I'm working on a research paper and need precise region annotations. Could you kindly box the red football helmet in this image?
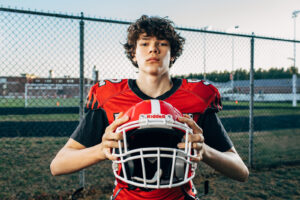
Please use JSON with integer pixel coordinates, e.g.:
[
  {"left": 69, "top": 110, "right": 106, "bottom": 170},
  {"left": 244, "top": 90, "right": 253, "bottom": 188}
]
[{"left": 112, "top": 99, "right": 197, "bottom": 189}]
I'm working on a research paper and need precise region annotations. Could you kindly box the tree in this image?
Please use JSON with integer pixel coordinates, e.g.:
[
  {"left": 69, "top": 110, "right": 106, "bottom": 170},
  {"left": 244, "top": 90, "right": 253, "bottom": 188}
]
[{"left": 174, "top": 67, "right": 299, "bottom": 82}]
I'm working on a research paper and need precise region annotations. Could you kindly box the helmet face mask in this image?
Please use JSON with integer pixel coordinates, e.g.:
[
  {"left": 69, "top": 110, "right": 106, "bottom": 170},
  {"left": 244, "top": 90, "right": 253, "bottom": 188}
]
[{"left": 112, "top": 100, "right": 197, "bottom": 189}]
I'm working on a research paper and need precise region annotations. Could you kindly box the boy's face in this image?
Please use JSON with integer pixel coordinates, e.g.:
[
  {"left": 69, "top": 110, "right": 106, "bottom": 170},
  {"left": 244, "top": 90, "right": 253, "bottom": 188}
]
[{"left": 133, "top": 33, "right": 173, "bottom": 76}]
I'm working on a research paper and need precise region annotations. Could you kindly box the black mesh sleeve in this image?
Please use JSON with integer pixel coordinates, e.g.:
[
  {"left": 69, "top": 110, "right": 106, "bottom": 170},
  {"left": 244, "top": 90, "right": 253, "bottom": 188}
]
[
  {"left": 70, "top": 108, "right": 109, "bottom": 148},
  {"left": 197, "top": 109, "right": 233, "bottom": 152}
]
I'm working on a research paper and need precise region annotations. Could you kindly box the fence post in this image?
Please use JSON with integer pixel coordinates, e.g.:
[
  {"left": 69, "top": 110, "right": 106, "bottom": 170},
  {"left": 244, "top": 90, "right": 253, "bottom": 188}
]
[
  {"left": 249, "top": 33, "right": 255, "bottom": 169},
  {"left": 292, "top": 74, "right": 297, "bottom": 107},
  {"left": 25, "top": 83, "right": 28, "bottom": 107},
  {"left": 293, "top": 13, "right": 297, "bottom": 107},
  {"left": 79, "top": 12, "right": 85, "bottom": 188}
]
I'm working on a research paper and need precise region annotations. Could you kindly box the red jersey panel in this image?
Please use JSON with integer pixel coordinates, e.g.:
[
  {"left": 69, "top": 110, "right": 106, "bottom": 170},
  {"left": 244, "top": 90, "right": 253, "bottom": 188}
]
[
  {"left": 85, "top": 78, "right": 221, "bottom": 200},
  {"left": 86, "top": 79, "right": 221, "bottom": 124},
  {"left": 112, "top": 183, "right": 195, "bottom": 200},
  {"left": 165, "top": 79, "right": 221, "bottom": 115},
  {"left": 86, "top": 79, "right": 143, "bottom": 124}
]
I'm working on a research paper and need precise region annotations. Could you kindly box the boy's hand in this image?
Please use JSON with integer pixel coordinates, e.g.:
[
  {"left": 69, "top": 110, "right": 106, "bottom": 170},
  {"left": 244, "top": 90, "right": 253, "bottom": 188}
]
[
  {"left": 101, "top": 113, "right": 129, "bottom": 160},
  {"left": 177, "top": 114, "right": 205, "bottom": 162}
]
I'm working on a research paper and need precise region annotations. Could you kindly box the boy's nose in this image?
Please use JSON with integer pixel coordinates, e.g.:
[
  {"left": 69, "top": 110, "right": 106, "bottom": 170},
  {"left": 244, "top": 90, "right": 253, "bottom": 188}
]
[{"left": 149, "top": 44, "right": 159, "bottom": 54}]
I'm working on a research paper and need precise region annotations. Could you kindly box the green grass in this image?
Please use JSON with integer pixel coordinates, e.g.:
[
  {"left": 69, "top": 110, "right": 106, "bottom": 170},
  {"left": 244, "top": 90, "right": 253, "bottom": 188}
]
[
  {"left": 252, "top": 129, "right": 300, "bottom": 167},
  {"left": 201, "top": 165, "right": 300, "bottom": 200},
  {"left": 2, "top": 98, "right": 300, "bottom": 108},
  {"left": 1, "top": 108, "right": 298, "bottom": 122},
  {"left": 0, "top": 98, "right": 80, "bottom": 107},
  {"left": 0, "top": 137, "right": 113, "bottom": 200},
  {"left": 0, "top": 114, "right": 79, "bottom": 122},
  {"left": 219, "top": 108, "right": 300, "bottom": 118},
  {"left": 222, "top": 100, "right": 300, "bottom": 108},
  {"left": 0, "top": 100, "right": 299, "bottom": 199},
  {"left": 228, "top": 129, "right": 300, "bottom": 167},
  {"left": 1, "top": 100, "right": 299, "bottom": 122},
  {"left": 0, "top": 129, "right": 300, "bottom": 199}
]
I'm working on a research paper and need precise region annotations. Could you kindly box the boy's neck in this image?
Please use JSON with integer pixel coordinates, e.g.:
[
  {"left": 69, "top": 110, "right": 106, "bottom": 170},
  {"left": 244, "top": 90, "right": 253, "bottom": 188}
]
[{"left": 136, "top": 73, "right": 173, "bottom": 98}]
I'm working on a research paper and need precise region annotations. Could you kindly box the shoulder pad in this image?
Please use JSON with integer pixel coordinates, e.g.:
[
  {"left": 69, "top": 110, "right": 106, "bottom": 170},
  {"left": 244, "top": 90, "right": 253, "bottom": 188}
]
[
  {"left": 86, "top": 79, "right": 127, "bottom": 110},
  {"left": 182, "top": 79, "right": 222, "bottom": 112}
]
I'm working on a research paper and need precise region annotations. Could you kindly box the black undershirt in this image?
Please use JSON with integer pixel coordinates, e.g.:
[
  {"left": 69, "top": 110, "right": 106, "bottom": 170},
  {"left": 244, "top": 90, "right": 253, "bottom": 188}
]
[{"left": 71, "top": 79, "right": 233, "bottom": 152}]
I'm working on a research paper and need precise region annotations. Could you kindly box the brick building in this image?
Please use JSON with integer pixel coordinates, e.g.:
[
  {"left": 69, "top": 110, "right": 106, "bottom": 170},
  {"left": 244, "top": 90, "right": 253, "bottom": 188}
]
[{"left": 0, "top": 74, "right": 94, "bottom": 98}]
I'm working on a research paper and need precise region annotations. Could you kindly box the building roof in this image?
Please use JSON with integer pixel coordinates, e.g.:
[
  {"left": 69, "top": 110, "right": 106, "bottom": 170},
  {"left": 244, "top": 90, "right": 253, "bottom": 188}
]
[{"left": 211, "top": 78, "right": 300, "bottom": 87}]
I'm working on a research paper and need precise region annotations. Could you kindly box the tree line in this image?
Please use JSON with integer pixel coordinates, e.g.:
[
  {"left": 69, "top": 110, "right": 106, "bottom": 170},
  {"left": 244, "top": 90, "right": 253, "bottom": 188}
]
[{"left": 175, "top": 67, "right": 298, "bottom": 82}]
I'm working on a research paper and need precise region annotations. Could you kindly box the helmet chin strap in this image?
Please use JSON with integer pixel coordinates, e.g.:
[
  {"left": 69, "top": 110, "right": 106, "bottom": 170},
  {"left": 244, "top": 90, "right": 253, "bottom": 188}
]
[{"left": 132, "top": 168, "right": 163, "bottom": 184}]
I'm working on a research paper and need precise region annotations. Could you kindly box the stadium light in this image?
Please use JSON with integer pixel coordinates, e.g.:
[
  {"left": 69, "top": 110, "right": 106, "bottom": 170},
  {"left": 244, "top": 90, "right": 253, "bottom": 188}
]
[
  {"left": 202, "top": 26, "right": 212, "bottom": 80},
  {"left": 226, "top": 26, "right": 240, "bottom": 91},
  {"left": 292, "top": 10, "right": 300, "bottom": 107},
  {"left": 292, "top": 11, "right": 300, "bottom": 69}
]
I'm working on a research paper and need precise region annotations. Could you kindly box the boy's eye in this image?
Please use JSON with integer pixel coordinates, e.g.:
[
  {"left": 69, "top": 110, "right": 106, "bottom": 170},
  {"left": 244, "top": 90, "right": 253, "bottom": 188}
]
[
  {"left": 159, "top": 42, "right": 168, "bottom": 46},
  {"left": 157, "top": 41, "right": 169, "bottom": 46},
  {"left": 140, "top": 43, "right": 148, "bottom": 46}
]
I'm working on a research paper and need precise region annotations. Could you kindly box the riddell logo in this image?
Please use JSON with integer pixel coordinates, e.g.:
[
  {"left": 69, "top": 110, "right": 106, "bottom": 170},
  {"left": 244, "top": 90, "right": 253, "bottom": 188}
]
[{"left": 146, "top": 114, "right": 165, "bottom": 118}]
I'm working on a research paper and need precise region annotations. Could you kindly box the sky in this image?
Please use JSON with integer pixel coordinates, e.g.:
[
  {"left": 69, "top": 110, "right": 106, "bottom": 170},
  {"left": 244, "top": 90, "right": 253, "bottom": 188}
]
[
  {"left": 0, "top": 0, "right": 299, "bottom": 78},
  {"left": 0, "top": 0, "right": 299, "bottom": 39}
]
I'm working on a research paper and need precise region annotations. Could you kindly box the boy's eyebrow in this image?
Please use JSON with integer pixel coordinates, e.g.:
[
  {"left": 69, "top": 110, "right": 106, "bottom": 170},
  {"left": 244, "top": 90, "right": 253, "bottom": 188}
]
[
  {"left": 139, "top": 36, "right": 168, "bottom": 41},
  {"left": 140, "top": 36, "right": 150, "bottom": 40}
]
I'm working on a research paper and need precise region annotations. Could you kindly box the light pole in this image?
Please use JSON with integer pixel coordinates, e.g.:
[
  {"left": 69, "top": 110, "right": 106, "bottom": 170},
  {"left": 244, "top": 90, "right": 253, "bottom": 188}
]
[
  {"left": 202, "top": 26, "right": 212, "bottom": 80},
  {"left": 229, "top": 26, "right": 239, "bottom": 90},
  {"left": 292, "top": 10, "right": 300, "bottom": 107}
]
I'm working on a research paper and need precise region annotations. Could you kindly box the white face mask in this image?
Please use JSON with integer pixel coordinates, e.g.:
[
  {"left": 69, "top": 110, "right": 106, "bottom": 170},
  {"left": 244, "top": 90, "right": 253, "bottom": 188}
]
[{"left": 112, "top": 99, "right": 197, "bottom": 189}]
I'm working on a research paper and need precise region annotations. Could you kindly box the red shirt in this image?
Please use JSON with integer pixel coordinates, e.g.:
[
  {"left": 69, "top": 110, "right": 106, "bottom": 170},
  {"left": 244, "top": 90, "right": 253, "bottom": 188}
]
[
  {"left": 84, "top": 78, "right": 221, "bottom": 200},
  {"left": 86, "top": 79, "right": 221, "bottom": 124}
]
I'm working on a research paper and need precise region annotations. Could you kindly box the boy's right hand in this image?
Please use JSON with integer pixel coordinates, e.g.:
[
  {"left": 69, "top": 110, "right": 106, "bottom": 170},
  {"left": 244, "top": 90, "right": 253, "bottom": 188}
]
[{"left": 101, "top": 113, "right": 129, "bottom": 160}]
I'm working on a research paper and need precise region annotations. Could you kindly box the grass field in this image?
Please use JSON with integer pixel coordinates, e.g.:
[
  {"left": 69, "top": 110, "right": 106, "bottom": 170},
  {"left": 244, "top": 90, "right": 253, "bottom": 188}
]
[
  {"left": 1, "top": 99, "right": 299, "bottom": 122},
  {"left": 0, "top": 98, "right": 80, "bottom": 108},
  {"left": 0, "top": 100, "right": 299, "bottom": 199},
  {"left": 0, "top": 128, "right": 300, "bottom": 200},
  {"left": 1, "top": 97, "right": 299, "bottom": 108},
  {"left": 0, "top": 108, "right": 299, "bottom": 122}
]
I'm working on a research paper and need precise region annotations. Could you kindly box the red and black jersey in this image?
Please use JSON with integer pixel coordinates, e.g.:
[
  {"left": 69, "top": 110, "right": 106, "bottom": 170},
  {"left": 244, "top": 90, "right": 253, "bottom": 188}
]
[
  {"left": 85, "top": 78, "right": 222, "bottom": 124},
  {"left": 71, "top": 78, "right": 232, "bottom": 200}
]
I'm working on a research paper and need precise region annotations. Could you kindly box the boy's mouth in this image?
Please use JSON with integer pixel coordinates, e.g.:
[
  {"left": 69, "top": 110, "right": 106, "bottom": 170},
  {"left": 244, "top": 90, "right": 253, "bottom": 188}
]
[{"left": 147, "top": 57, "right": 160, "bottom": 62}]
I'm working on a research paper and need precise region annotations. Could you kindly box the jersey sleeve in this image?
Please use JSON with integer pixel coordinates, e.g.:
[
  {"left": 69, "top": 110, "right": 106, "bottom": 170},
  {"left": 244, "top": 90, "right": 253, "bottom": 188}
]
[
  {"left": 86, "top": 83, "right": 101, "bottom": 110},
  {"left": 181, "top": 79, "right": 223, "bottom": 113},
  {"left": 70, "top": 108, "right": 109, "bottom": 147},
  {"left": 197, "top": 110, "right": 233, "bottom": 152},
  {"left": 85, "top": 79, "right": 127, "bottom": 111},
  {"left": 206, "top": 83, "right": 222, "bottom": 113},
  {"left": 71, "top": 82, "right": 111, "bottom": 147},
  {"left": 71, "top": 80, "right": 128, "bottom": 147}
]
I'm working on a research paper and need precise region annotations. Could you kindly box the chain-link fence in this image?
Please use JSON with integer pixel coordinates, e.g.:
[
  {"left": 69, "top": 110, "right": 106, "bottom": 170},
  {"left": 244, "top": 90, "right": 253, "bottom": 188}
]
[{"left": 1, "top": 7, "right": 300, "bottom": 199}]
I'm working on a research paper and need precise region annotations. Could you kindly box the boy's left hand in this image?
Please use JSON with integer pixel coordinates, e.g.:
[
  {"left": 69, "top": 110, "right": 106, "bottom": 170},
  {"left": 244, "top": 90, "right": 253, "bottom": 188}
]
[{"left": 177, "top": 114, "right": 205, "bottom": 162}]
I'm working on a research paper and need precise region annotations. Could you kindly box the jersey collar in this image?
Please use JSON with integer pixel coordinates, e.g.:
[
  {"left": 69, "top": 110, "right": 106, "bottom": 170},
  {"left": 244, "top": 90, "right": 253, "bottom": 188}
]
[{"left": 128, "top": 78, "right": 182, "bottom": 100}]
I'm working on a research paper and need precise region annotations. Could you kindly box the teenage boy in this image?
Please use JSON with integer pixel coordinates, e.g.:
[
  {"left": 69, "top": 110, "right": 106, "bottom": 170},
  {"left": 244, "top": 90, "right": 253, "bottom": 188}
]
[{"left": 50, "top": 15, "right": 249, "bottom": 200}]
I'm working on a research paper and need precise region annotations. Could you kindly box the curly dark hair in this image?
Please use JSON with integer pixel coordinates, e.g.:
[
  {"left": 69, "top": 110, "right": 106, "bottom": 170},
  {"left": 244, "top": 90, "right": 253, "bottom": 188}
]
[{"left": 124, "top": 15, "right": 185, "bottom": 68}]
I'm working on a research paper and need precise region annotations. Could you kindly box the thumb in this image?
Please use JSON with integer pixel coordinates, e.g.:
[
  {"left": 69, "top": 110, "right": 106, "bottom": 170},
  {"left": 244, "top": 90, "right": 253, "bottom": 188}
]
[{"left": 117, "top": 112, "right": 124, "bottom": 119}]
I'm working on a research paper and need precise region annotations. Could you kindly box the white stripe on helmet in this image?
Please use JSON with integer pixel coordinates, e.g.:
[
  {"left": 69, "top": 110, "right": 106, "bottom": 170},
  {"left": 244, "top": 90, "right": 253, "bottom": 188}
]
[{"left": 150, "top": 99, "right": 161, "bottom": 114}]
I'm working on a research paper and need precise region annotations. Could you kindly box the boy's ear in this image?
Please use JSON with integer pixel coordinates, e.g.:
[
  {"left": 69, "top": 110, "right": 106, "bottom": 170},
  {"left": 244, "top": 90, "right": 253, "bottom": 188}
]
[{"left": 170, "top": 57, "right": 175, "bottom": 62}]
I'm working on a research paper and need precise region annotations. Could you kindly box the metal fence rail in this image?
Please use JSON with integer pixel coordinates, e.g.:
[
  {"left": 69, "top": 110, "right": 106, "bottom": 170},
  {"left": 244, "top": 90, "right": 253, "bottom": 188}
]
[{"left": 0, "top": 7, "right": 300, "bottom": 199}]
